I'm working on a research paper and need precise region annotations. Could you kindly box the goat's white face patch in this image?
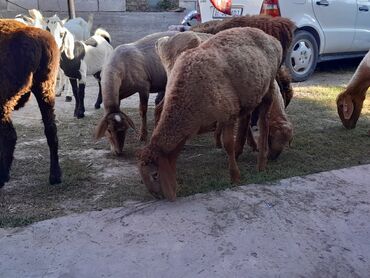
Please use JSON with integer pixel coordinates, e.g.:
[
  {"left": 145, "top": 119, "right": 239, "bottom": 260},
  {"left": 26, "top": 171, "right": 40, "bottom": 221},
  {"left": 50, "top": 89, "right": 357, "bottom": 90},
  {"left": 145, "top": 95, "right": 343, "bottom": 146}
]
[{"left": 114, "top": 115, "right": 122, "bottom": 123}]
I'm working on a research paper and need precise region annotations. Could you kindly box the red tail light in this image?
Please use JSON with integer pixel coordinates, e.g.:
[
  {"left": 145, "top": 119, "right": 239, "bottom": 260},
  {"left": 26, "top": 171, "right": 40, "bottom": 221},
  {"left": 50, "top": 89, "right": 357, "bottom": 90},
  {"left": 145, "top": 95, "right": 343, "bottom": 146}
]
[
  {"left": 210, "top": 0, "right": 232, "bottom": 15},
  {"left": 260, "top": 0, "right": 281, "bottom": 17}
]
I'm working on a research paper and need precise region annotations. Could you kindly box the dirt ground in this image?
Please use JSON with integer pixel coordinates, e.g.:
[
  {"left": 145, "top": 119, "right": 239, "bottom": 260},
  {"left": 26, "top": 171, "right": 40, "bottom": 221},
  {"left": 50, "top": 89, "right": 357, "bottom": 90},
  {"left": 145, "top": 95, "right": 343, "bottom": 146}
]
[{"left": 0, "top": 59, "right": 364, "bottom": 227}]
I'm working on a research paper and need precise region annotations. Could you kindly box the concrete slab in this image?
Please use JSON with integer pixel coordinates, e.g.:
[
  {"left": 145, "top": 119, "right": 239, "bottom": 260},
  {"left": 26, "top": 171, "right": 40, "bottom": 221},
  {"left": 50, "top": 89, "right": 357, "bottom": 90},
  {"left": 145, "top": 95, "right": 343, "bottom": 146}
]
[{"left": 1, "top": 164, "right": 370, "bottom": 277}]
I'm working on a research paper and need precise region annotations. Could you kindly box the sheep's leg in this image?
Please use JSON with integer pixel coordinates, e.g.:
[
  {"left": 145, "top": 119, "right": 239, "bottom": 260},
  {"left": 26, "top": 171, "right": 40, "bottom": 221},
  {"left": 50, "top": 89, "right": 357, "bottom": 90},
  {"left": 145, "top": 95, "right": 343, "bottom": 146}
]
[
  {"left": 93, "top": 71, "right": 102, "bottom": 109},
  {"left": 214, "top": 123, "right": 222, "bottom": 148},
  {"left": 32, "top": 84, "right": 62, "bottom": 185},
  {"left": 0, "top": 120, "right": 17, "bottom": 188},
  {"left": 235, "top": 113, "right": 256, "bottom": 159},
  {"left": 139, "top": 92, "right": 149, "bottom": 142},
  {"left": 222, "top": 123, "right": 240, "bottom": 183},
  {"left": 256, "top": 94, "right": 273, "bottom": 172},
  {"left": 70, "top": 78, "right": 79, "bottom": 117}
]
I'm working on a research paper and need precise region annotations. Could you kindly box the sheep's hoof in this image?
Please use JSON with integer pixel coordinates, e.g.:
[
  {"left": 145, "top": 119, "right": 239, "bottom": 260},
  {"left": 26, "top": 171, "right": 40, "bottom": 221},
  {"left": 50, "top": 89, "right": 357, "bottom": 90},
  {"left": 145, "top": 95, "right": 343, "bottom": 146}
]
[
  {"left": 230, "top": 172, "right": 241, "bottom": 184},
  {"left": 215, "top": 141, "right": 222, "bottom": 149},
  {"left": 94, "top": 103, "right": 101, "bottom": 109},
  {"left": 65, "top": 96, "right": 73, "bottom": 102},
  {"left": 256, "top": 161, "right": 267, "bottom": 172}
]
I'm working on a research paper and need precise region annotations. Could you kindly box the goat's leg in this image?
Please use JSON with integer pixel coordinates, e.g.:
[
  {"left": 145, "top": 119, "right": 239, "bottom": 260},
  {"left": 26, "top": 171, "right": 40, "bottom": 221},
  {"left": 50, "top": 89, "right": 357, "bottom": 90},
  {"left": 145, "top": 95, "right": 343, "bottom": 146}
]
[
  {"left": 222, "top": 123, "right": 240, "bottom": 183},
  {"left": 76, "top": 80, "right": 86, "bottom": 119},
  {"left": 70, "top": 78, "right": 79, "bottom": 117},
  {"left": 56, "top": 69, "right": 63, "bottom": 97},
  {"left": 256, "top": 93, "right": 273, "bottom": 172},
  {"left": 139, "top": 92, "right": 149, "bottom": 142},
  {"left": 65, "top": 77, "right": 73, "bottom": 102},
  {"left": 32, "top": 84, "right": 62, "bottom": 185},
  {"left": 0, "top": 120, "right": 17, "bottom": 188},
  {"left": 93, "top": 71, "right": 102, "bottom": 109}
]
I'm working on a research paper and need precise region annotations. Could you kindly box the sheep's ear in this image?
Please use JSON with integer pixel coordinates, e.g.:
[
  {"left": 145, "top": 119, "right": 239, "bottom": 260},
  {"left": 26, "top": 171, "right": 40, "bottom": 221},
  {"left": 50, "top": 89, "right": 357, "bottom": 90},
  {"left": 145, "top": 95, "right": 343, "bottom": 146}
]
[
  {"left": 342, "top": 95, "right": 354, "bottom": 120},
  {"left": 95, "top": 118, "right": 108, "bottom": 139},
  {"left": 158, "top": 155, "right": 177, "bottom": 201},
  {"left": 61, "top": 18, "right": 68, "bottom": 25},
  {"left": 186, "top": 33, "right": 202, "bottom": 49}
]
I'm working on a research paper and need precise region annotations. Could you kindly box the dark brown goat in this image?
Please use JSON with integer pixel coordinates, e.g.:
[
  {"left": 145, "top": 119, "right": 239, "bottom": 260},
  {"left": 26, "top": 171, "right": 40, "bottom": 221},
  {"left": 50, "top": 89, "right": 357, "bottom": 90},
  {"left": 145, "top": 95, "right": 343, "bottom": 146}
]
[{"left": 0, "top": 19, "right": 61, "bottom": 188}]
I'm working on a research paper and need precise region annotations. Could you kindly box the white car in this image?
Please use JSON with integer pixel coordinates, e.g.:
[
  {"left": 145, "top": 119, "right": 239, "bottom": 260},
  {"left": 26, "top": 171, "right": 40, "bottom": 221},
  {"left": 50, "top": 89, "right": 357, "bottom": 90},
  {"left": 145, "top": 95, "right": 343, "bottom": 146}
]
[{"left": 197, "top": 0, "right": 370, "bottom": 81}]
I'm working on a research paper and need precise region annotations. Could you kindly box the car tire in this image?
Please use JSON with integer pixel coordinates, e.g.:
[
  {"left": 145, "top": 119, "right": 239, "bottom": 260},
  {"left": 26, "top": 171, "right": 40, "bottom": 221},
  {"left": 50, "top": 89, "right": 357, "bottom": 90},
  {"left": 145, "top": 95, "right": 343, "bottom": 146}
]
[{"left": 285, "top": 30, "right": 319, "bottom": 82}]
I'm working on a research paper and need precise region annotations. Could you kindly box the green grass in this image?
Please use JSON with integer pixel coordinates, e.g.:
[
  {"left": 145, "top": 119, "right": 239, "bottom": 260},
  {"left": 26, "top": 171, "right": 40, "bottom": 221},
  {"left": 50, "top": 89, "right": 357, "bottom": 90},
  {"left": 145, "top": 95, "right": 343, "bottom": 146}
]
[
  {"left": 175, "top": 85, "right": 370, "bottom": 196},
  {"left": 0, "top": 85, "right": 369, "bottom": 228}
]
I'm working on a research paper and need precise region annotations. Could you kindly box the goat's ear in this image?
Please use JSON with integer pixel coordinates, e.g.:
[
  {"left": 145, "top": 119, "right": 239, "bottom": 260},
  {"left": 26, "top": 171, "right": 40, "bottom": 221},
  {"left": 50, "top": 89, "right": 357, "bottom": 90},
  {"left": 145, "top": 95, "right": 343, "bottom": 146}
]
[
  {"left": 122, "top": 113, "right": 137, "bottom": 132},
  {"left": 158, "top": 155, "right": 177, "bottom": 201},
  {"left": 63, "top": 31, "right": 75, "bottom": 59},
  {"left": 342, "top": 95, "right": 354, "bottom": 120},
  {"left": 61, "top": 18, "right": 68, "bottom": 25},
  {"left": 95, "top": 117, "right": 108, "bottom": 139}
]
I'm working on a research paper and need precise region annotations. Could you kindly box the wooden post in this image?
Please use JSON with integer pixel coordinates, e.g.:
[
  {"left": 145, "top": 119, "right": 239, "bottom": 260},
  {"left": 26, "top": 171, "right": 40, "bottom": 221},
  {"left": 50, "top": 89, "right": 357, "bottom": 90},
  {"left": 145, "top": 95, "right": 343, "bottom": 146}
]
[{"left": 67, "top": 0, "right": 76, "bottom": 19}]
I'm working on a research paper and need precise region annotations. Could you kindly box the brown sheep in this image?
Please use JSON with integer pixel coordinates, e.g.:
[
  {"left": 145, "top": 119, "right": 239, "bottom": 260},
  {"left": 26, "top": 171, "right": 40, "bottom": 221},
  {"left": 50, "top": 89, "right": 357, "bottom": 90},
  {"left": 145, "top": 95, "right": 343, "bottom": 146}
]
[
  {"left": 190, "top": 14, "right": 296, "bottom": 107},
  {"left": 337, "top": 50, "right": 370, "bottom": 130},
  {"left": 0, "top": 19, "right": 61, "bottom": 188},
  {"left": 94, "top": 31, "right": 177, "bottom": 156},
  {"left": 138, "top": 27, "right": 283, "bottom": 201},
  {"left": 236, "top": 80, "right": 294, "bottom": 161},
  {"left": 155, "top": 31, "right": 293, "bottom": 158}
]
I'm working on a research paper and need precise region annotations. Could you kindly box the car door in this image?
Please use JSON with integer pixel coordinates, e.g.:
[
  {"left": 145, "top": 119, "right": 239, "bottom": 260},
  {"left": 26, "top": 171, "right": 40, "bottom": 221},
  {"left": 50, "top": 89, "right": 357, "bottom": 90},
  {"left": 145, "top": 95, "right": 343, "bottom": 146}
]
[
  {"left": 353, "top": 0, "right": 370, "bottom": 51},
  {"left": 312, "top": 0, "right": 357, "bottom": 53}
]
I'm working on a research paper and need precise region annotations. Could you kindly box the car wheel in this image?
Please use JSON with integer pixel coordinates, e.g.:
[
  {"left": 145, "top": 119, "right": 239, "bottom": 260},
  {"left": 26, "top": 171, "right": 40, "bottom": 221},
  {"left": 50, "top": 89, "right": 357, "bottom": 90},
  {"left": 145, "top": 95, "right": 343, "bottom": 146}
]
[{"left": 285, "top": 30, "right": 319, "bottom": 82}]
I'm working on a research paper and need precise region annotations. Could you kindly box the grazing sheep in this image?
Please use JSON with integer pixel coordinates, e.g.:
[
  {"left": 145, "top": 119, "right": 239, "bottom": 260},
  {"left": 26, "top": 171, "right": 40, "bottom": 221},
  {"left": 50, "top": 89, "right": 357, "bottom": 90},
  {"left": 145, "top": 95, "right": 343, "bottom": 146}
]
[
  {"left": 155, "top": 31, "right": 293, "bottom": 157},
  {"left": 191, "top": 14, "right": 295, "bottom": 107},
  {"left": 235, "top": 80, "right": 293, "bottom": 160},
  {"left": 337, "top": 50, "right": 370, "bottom": 130},
  {"left": 50, "top": 25, "right": 113, "bottom": 118},
  {"left": 0, "top": 19, "right": 61, "bottom": 188},
  {"left": 94, "top": 31, "right": 178, "bottom": 155},
  {"left": 138, "top": 27, "right": 283, "bottom": 201}
]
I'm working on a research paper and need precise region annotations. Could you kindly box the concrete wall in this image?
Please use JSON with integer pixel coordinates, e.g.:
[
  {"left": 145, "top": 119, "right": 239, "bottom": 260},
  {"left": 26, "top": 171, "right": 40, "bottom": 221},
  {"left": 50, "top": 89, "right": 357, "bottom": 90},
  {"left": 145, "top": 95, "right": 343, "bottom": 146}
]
[
  {"left": 3, "top": 0, "right": 127, "bottom": 12},
  {"left": 0, "top": 10, "right": 186, "bottom": 47}
]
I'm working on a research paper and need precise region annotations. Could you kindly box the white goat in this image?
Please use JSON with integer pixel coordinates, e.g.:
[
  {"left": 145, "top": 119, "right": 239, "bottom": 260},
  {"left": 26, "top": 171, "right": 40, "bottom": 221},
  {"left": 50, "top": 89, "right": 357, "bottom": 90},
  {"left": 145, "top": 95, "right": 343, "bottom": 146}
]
[
  {"left": 46, "top": 13, "right": 94, "bottom": 101},
  {"left": 50, "top": 25, "right": 113, "bottom": 118}
]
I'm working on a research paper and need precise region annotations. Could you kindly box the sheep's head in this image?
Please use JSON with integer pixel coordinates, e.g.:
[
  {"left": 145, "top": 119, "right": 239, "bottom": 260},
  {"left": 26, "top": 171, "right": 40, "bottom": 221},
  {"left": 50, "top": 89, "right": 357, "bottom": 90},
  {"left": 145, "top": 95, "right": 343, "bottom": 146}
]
[
  {"left": 138, "top": 146, "right": 177, "bottom": 201},
  {"left": 336, "top": 92, "right": 365, "bottom": 129},
  {"left": 155, "top": 32, "right": 202, "bottom": 74},
  {"left": 268, "top": 122, "right": 293, "bottom": 160},
  {"left": 95, "top": 112, "right": 136, "bottom": 156}
]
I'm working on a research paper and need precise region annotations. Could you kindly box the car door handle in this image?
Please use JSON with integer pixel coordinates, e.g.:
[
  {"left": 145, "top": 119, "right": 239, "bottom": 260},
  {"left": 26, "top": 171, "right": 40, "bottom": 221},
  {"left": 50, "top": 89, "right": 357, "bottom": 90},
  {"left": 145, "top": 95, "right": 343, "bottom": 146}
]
[
  {"left": 316, "top": 0, "right": 329, "bottom": 6},
  {"left": 359, "top": 5, "right": 369, "bottom": 12}
]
